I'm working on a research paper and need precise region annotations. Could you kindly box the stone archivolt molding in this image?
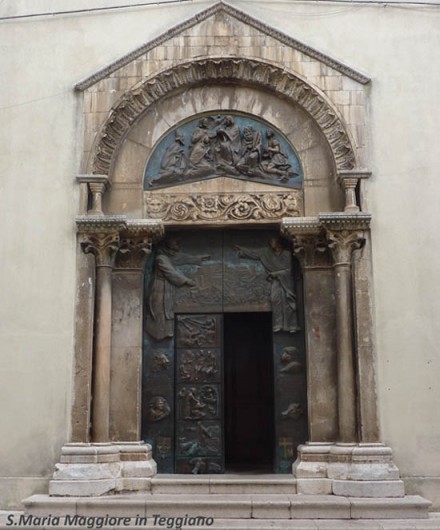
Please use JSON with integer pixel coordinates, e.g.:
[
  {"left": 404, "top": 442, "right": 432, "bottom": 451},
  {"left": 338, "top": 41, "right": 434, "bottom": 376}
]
[
  {"left": 144, "top": 191, "right": 303, "bottom": 224},
  {"left": 91, "top": 58, "right": 357, "bottom": 177}
]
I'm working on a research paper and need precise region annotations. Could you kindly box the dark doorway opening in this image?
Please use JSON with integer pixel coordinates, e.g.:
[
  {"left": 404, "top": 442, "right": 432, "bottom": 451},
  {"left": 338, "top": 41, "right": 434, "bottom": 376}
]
[{"left": 224, "top": 312, "right": 274, "bottom": 472}]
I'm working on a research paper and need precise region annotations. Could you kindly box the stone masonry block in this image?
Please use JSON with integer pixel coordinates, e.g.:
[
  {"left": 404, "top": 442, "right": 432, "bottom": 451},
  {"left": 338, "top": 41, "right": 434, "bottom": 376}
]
[
  {"left": 332, "top": 479, "right": 405, "bottom": 498},
  {"left": 297, "top": 478, "right": 333, "bottom": 495}
]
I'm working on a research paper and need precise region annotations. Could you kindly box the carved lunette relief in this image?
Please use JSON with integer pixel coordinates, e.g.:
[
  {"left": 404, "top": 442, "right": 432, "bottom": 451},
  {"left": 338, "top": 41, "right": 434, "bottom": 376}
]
[{"left": 91, "top": 59, "right": 357, "bottom": 175}]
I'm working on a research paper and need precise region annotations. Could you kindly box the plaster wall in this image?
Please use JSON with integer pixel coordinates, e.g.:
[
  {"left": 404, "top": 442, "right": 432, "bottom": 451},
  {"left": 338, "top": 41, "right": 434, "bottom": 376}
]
[{"left": 0, "top": 0, "right": 439, "bottom": 509}]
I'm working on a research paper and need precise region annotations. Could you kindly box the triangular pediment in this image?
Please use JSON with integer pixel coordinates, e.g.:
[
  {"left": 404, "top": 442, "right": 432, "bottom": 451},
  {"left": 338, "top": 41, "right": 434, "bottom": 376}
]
[{"left": 75, "top": 1, "right": 369, "bottom": 91}]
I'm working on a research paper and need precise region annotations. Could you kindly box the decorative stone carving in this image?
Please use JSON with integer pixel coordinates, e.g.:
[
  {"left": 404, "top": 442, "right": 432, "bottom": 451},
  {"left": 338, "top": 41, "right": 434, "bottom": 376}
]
[
  {"left": 90, "top": 58, "right": 357, "bottom": 175},
  {"left": 77, "top": 216, "right": 126, "bottom": 267},
  {"left": 145, "top": 114, "right": 302, "bottom": 189},
  {"left": 77, "top": 217, "right": 164, "bottom": 268},
  {"left": 145, "top": 191, "right": 303, "bottom": 223},
  {"left": 327, "top": 230, "right": 365, "bottom": 265}
]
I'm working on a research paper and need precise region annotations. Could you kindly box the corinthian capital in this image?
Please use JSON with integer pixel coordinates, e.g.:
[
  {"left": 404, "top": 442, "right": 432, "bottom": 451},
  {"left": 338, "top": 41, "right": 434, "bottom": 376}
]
[
  {"left": 116, "top": 220, "right": 165, "bottom": 270},
  {"left": 81, "top": 233, "right": 120, "bottom": 268},
  {"left": 327, "top": 230, "right": 365, "bottom": 266},
  {"left": 319, "top": 213, "right": 370, "bottom": 266},
  {"left": 77, "top": 215, "right": 127, "bottom": 268}
]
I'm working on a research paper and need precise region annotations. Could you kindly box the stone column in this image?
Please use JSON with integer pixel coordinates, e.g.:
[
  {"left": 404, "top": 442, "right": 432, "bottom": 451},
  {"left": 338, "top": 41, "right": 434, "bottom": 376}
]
[
  {"left": 337, "top": 170, "right": 371, "bottom": 213},
  {"left": 77, "top": 174, "right": 111, "bottom": 216},
  {"left": 321, "top": 214, "right": 370, "bottom": 443},
  {"left": 77, "top": 216, "right": 127, "bottom": 442},
  {"left": 110, "top": 220, "right": 164, "bottom": 441},
  {"left": 48, "top": 217, "right": 163, "bottom": 497}
]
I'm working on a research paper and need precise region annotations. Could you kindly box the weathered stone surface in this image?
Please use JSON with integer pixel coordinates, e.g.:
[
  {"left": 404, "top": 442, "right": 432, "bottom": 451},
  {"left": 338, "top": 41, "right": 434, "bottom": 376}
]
[
  {"left": 49, "top": 479, "right": 118, "bottom": 497},
  {"left": 296, "top": 478, "right": 333, "bottom": 495},
  {"left": 333, "top": 480, "right": 405, "bottom": 498}
]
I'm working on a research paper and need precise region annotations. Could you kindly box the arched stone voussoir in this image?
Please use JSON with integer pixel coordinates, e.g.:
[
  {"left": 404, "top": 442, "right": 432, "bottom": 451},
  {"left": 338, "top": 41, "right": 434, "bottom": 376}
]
[{"left": 91, "top": 58, "right": 357, "bottom": 177}]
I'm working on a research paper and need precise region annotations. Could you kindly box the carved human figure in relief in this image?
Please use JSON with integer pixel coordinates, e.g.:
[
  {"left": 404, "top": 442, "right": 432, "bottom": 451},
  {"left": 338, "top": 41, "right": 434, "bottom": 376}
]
[
  {"left": 262, "top": 129, "right": 293, "bottom": 181},
  {"left": 149, "top": 131, "right": 186, "bottom": 185},
  {"left": 146, "top": 238, "right": 210, "bottom": 341},
  {"left": 212, "top": 115, "right": 241, "bottom": 171},
  {"left": 187, "top": 118, "right": 213, "bottom": 176},
  {"left": 236, "top": 125, "right": 263, "bottom": 176},
  {"left": 146, "top": 396, "right": 171, "bottom": 422},
  {"left": 234, "top": 237, "right": 300, "bottom": 333}
]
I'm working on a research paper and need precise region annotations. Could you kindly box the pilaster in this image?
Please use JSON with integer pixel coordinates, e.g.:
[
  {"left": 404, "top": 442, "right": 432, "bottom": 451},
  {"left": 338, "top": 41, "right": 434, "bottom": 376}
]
[
  {"left": 110, "top": 221, "right": 164, "bottom": 441},
  {"left": 281, "top": 218, "right": 338, "bottom": 444}
]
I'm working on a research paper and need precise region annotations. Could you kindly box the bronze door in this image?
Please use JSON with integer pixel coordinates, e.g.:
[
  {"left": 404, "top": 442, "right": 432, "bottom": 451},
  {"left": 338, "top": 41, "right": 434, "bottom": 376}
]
[
  {"left": 175, "top": 314, "right": 224, "bottom": 473},
  {"left": 142, "top": 230, "right": 308, "bottom": 473}
]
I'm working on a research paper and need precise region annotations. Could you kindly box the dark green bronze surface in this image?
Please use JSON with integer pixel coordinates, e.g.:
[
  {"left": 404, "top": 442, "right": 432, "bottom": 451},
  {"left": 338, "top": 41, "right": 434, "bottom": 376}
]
[{"left": 142, "top": 230, "right": 307, "bottom": 473}]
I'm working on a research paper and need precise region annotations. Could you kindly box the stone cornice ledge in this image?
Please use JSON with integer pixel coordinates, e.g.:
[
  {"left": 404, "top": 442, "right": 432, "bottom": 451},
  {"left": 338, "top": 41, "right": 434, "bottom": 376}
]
[
  {"left": 123, "top": 219, "right": 165, "bottom": 240},
  {"left": 319, "top": 212, "right": 371, "bottom": 231},
  {"left": 76, "top": 216, "right": 164, "bottom": 238},
  {"left": 281, "top": 217, "right": 321, "bottom": 237},
  {"left": 76, "top": 215, "right": 127, "bottom": 233}
]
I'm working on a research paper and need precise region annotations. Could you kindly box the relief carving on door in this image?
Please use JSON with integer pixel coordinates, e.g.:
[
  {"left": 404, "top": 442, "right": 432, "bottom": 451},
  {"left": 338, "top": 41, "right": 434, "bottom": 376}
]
[{"left": 142, "top": 230, "right": 308, "bottom": 473}]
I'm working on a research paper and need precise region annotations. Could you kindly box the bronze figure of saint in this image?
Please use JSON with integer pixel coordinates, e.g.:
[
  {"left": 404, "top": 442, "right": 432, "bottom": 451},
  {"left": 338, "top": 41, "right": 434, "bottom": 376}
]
[
  {"left": 146, "top": 396, "right": 171, "bottom": 422},
  {"left": 262, "top": 129, "right": 294, "bottom": 181},
  {"left": 149, "top": 131, "right": 186, "bottom": 186},
  {"left": 234, "top": 237, "right": 300, "bottom": 333},
  {"left": 146, "top": 238, "right": 210, "bottom": 341},
  {"left": 212, "top": 115, "right": 241, "bottom": 171}
]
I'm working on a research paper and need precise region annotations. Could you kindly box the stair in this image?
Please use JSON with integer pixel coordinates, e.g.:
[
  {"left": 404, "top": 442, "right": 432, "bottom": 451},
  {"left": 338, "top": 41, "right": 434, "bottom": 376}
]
[{"left": 20, "top": 475, "right": 434, "bottom": 529}]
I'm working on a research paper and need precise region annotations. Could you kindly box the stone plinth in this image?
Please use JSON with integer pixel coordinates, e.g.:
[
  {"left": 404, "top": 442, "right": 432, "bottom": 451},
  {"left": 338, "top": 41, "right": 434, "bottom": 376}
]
[
  {"left": 293, "top": 443, "right": 405, "bottom": 498},
  {"left": 49, "top": 442, "right": 156, "bottom": 497}
]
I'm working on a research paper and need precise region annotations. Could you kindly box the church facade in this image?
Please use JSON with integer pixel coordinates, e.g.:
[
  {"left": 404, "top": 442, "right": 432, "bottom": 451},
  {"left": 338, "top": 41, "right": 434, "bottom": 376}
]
[{"left": 0, "top": 0, "right": 439, "bottom": 516}]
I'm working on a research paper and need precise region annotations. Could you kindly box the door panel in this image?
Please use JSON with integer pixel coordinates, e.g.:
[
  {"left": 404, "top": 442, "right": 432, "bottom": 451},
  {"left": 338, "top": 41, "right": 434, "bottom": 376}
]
[{"left": 175, "top": 314, "right": 224, "bottom": 474}]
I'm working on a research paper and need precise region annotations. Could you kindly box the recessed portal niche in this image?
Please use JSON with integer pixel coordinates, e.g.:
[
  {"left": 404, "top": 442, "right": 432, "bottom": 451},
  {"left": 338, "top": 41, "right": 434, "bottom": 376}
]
[{"left": 142, "top": 230, "right": 308, "bottom": 473}]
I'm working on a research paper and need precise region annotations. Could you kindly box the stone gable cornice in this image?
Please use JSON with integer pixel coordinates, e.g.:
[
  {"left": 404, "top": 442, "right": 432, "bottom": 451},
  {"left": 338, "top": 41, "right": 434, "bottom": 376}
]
[{"left": 74, "top": 1, "right": 370, "bottom": 91}]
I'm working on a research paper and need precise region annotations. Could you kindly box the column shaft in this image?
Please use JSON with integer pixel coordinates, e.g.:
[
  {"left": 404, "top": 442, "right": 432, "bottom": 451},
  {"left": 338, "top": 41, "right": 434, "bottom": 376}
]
[
  {"left": 334, "top": 261, "right": 357, "bottom": 442},
  {"left": 93, "top": 264, "right": 113, "bottom": 442}
]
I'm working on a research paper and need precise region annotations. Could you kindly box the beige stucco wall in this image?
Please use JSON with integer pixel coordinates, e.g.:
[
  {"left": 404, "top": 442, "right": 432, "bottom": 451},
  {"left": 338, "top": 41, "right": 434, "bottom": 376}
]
[{"left": 0, "top": 0, "right": 439, "bottom": 509}]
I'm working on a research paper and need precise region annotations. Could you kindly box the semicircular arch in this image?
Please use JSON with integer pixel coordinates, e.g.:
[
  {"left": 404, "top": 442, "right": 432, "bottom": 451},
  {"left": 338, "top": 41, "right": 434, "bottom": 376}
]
[{"left": 90, "top": 57, "right": 357, "bottom": 176}]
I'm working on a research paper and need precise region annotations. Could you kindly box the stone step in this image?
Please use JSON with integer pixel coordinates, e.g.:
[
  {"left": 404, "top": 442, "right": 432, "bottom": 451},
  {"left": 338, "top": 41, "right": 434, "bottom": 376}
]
[
  {"left": 3, "top": 511, "right": 440, "bottom": 530},
  {"left": 151, "top": 474, "right": 297, "bottom": 494},
  {"left": 23, "top": 493, "right": 431, "bottom": 521}
]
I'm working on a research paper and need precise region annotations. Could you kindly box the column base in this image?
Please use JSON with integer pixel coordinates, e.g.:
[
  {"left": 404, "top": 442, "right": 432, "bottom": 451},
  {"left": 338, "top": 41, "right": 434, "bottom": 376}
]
[
  {"left": 293, "top": 442, "right": 405, "bottom": 498},
  {"left": 49, "top": 442, "right": 157, "bottom": 497}
]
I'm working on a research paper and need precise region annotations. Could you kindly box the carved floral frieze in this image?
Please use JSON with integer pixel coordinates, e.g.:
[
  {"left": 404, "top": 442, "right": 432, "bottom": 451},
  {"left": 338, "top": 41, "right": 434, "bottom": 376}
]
[{"left": 144, "top": 191, "right": 303, "bottom": 223}]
